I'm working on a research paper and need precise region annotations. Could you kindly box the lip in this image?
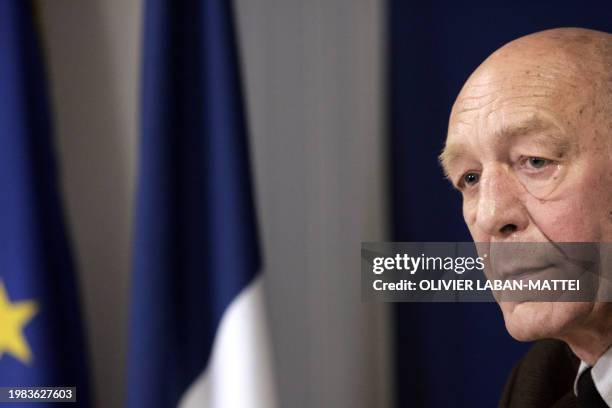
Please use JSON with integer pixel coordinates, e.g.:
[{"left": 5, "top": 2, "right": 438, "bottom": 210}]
[{"left": 497, "top": 264, "right": 553, "bottom": 281}]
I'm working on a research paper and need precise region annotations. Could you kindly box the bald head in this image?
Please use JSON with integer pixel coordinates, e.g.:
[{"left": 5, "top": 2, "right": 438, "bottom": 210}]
[
  {"left": 456, "top": 28, "right": 612, "bottom": 112},
  {"left": 473, "top": 27, "right": 612, "bottom": 84}
]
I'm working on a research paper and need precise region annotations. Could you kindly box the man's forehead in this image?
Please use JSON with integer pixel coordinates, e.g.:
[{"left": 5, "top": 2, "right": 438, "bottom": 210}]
[
  {"left": 446, "top": 71, "right": 582, "bottom": 154},
  {"left": 447, "top": 109, "right": 563, "bottom": 147},
  {"left": 449, "top": 45, "right": 589, "bottom": 127},
  {"left": 451, "top": 74, "right": 574, "bottom": 123}
]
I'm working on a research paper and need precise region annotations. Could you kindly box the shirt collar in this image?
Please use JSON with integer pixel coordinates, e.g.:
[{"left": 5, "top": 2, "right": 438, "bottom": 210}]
[{"left": 574, "top": 346, "right": 612, "bottom": 406}]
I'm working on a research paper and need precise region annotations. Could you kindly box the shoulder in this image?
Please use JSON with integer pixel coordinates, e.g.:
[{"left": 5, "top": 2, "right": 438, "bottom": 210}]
[{"left": 499, "top": 339, "right": 580, "bottom": 408}]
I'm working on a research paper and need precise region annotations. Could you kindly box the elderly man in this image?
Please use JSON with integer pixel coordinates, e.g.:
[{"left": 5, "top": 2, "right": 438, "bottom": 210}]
[{"left": 440, "top": 28, "right": 612, "bottom": 407}]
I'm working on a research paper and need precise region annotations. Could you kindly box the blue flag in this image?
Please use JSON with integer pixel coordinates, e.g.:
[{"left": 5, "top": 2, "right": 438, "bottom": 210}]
[
  {"left": 0, "top": 1, "right": 90, "bottom": 404},
  {"left": 128, "top": 1, "right": 277, "bottom": 407}
]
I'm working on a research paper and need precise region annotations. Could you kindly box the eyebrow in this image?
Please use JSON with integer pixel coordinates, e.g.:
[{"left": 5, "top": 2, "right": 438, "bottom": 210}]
[
  {"left": 439, "top": 116, "right": 576, "bottom": 180},
  {"left": 438, "top": 144, "right": 468, "bottom": 180}
]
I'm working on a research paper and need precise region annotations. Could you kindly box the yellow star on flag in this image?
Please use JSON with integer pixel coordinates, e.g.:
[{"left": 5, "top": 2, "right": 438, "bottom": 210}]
[{"left": 0, "top": 280, "right": 38, "bottom": 364}]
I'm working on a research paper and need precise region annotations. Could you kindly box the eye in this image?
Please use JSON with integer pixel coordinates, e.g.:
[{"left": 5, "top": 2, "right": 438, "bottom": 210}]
[
  {"left": 514, "top": 155, "right": 564, "bottom": 198},
  {"left": 525, "top": 157, "right": 551, "bottom": 169},
  {"left": 460, "top": 172, "right": 480, "bottom": 187}
]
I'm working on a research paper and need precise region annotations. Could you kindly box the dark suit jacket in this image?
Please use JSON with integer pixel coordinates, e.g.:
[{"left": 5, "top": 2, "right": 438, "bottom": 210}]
[{"left": 500, "top": 339, "right": 581, "bottom": 408}]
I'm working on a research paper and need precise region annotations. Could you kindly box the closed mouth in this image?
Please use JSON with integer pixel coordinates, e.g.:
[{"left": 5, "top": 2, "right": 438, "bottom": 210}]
[{"left": 498, "top": 264, "right": 553, "bottom": 281}]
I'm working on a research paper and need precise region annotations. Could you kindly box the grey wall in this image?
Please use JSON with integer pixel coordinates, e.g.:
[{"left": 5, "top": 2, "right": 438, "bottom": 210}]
[
  {"left": 36, "top": 1, "right": 391, "bottom": 407},
  {"left": 36, "top": 2, "right": 141, "bottom": 407}
]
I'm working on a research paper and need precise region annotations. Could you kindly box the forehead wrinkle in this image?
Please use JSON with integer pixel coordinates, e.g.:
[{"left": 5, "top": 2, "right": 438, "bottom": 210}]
[
  {"left": 453, "top": 82, "right": 561, "bottom": 118},
  {"left": 457, "top": 66, "right": 581, "bottom": 112},
  {"left": 482, "top": 97, "right": 557, "bottom": 124},
  {"left": 454, "top": 93, "right": 499, "bottom": 115},
  {"left": 461, "top": 82, "right": 559, "bottom": 103},
  {"left": 485, "top": 93, "right": 557, "bottom": 110},
  {"left": 492, "top": 115, "right": 561, "bottom": 141}
]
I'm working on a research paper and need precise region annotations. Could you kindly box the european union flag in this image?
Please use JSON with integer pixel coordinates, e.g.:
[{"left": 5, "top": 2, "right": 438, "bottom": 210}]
[{"left": 0, "top": 1, "right": 90, "bottom": 404}]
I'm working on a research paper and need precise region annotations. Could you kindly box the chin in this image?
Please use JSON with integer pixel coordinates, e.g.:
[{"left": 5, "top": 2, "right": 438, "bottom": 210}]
[{"left": 499, "top": 301, "right": 592, "bottom": 342}]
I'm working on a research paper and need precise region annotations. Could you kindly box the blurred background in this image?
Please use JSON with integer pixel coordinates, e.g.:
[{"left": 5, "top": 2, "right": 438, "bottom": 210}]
[
  {"left": 0, "top": 0, "right": 608, "bottom": 407},
  {"left": 35, "top": 1, "right": 390, "bottom": 407}
]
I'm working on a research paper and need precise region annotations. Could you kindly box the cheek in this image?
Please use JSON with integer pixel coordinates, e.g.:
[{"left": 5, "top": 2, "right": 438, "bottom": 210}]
[
  {"left": 462, "top": 198, "right": 483, "bottom": 241},
  {"left": 528, "top": 201, "right": 599, "bottom": 242},
  {"left": 527, "top": 169, "right": 611, "bottom": 242}
]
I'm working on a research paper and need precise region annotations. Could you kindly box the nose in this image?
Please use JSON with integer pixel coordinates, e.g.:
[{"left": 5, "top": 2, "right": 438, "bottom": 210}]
[{"left": 473, "top": 167, "right": 529, "bottom": 239}]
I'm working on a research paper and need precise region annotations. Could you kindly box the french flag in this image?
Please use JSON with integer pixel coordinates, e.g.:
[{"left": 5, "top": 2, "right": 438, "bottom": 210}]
[{"left": 127, "top": 1, "right": 278, "bottom": 407}]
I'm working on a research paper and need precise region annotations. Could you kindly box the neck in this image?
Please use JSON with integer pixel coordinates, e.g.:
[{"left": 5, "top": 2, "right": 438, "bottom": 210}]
[
  {"left": 562, "top": 304, "right": 612, "bottom": 365},
  {"left": 567, "top": 336, "right": 612, "bottom": 365}
]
